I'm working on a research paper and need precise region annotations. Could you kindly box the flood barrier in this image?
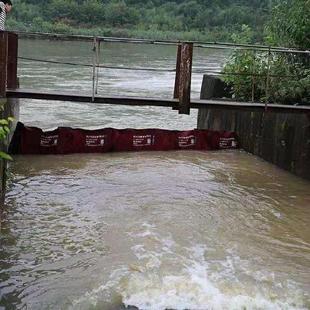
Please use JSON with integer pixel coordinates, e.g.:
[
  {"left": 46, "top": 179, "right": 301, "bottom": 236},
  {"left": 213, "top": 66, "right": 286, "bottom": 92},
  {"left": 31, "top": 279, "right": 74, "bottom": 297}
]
[{"left": 9, "top": 122, "right": 238, "bottom": 155}]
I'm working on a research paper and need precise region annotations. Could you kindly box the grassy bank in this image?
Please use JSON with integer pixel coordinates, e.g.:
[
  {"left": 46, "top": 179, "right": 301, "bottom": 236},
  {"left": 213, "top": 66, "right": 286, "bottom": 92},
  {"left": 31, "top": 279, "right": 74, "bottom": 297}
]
[
  {"left": 6, "top": 0, "right": 270, "bottom": 43},
  {"left": 7, "top": 19, "right": 236, "bottom": 42}
]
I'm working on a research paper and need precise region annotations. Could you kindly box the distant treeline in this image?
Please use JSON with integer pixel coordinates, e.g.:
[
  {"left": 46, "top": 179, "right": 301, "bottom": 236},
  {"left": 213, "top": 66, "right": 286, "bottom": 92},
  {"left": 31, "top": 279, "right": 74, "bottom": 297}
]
[{"left": 7, "top": 0, "right": 271, "bottom": 42}]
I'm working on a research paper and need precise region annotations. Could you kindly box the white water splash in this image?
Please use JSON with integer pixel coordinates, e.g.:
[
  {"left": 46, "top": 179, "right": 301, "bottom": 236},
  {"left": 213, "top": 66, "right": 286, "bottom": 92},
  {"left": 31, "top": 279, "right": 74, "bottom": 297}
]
[
  {"left": 121, "top": 262, "right": 306, "bottom": 310},
  {"left": 72, "top": 225, "right": 308, "bottom": 310}
]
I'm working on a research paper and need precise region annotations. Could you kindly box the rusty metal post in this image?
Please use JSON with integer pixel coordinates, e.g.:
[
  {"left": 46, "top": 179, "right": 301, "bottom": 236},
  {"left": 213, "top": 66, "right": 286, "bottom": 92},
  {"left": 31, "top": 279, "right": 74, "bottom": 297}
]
[
  {"left": 0, "top": 32, "right": 8, "bottom": 97},
  {"left": 251, "top": 50, "right": 256, "bottom": 103},
  {"left": 7, "top": 32, "right": 18, "bottom": 89},
  {"left": 178, "top": 42, "right": 193, "bottom": 115},
  {"left": 95, "top": 40, "right": 100, "bottom": 95},
  {"left": 265, "top": 47, "right": 271, "bottom": 111},
  {"left": 92, "top": 37, "right": 97, "bottom": 102},
  {"left": 173, "top": 44, "right": 181, "bottom": 99}
]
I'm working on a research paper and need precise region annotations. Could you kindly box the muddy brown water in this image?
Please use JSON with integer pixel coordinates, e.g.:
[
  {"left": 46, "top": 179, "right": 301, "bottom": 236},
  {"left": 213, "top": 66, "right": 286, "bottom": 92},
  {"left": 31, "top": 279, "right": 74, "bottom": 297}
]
[{"left": 0, "top": 39, "right": 309, "bottom": 310}]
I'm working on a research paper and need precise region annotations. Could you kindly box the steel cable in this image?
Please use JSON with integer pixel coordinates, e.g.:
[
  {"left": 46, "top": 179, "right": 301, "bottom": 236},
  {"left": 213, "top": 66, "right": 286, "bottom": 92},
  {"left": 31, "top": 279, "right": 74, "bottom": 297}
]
[{"left": 18, "top": 56, "right": 303, "bottom": 79}]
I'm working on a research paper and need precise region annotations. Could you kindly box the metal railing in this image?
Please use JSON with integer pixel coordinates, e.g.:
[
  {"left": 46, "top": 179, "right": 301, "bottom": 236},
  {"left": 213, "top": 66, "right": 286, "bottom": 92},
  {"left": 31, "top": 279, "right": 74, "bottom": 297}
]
[{"left": 2, "top": 31, "right": 309, "bottom": 114}]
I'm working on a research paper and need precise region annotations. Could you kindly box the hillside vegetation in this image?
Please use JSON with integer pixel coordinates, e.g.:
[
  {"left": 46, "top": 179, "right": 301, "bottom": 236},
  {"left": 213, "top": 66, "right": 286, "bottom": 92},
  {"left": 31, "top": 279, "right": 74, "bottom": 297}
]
[{"left": 8, "top": 0, "right": 270, "bottom": 42}]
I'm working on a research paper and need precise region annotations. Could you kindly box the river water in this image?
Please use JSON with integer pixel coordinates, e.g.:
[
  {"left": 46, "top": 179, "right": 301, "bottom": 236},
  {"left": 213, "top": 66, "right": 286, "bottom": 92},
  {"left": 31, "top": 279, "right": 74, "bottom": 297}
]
[{"left": 0, "top": 39, "right": 309, "bottom": 310}]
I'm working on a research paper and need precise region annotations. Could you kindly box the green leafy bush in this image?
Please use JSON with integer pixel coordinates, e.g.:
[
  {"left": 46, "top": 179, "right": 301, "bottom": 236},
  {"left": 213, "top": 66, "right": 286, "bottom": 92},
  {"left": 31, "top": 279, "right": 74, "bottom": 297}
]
[
  {"left": 265, "top": 0, "right": 310, "bottom": 49},
  {"left": 0, "top": 118, "right": 13, "bottom": 161},
  {"left": 222, "top": 0, "right": 309, "bottom": 105},
  {"left": 223, "top": 51, "right": 309, "bottom": 104}
]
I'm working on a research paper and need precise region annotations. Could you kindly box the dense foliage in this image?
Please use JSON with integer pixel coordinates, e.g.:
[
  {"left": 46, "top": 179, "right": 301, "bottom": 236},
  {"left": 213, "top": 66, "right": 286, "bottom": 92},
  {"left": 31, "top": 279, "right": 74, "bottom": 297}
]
[
  {"left": 7, "top": 0, "right": 270, "bottom": 41},
  {"left": 0, "top": 115, "right": 13, "bottom": 161},
  {"left": 265, "top": 0, "right": 310, "bottom": 49},
  {"left": 223, "top": 0, "right": 309, "bottom": 104},
  {"left": 223, "top": 50, "right": 310, "bottom": 104}
]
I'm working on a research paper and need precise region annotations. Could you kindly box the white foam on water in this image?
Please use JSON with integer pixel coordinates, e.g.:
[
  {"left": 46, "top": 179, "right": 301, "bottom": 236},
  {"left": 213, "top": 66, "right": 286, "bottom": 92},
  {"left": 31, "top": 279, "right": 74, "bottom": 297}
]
[
  {"left": 121, "top": 226, "right": 307, "bottom": 310},
  {"left": 121, "top": 261, "right": 306, "bottom": 310},
  {"left": 71, "top": 225, "right": 308, "bottom": 310}
]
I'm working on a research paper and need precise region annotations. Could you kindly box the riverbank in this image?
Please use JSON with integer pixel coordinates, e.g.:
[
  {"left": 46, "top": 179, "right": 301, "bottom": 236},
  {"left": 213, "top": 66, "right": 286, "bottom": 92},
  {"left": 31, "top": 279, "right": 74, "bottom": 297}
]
[
  {"left": 6, "top": 0, "right": 269, "bottom": 43},
  {"left": 6, "top": 20, "right": 241, "bottom": 43}
]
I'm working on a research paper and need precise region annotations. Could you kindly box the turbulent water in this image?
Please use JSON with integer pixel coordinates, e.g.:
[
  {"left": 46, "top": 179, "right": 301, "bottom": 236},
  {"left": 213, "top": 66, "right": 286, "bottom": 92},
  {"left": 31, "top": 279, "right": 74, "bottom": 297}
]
[{"left": 0, "top": 39, "right": 309, "bottom": 310}]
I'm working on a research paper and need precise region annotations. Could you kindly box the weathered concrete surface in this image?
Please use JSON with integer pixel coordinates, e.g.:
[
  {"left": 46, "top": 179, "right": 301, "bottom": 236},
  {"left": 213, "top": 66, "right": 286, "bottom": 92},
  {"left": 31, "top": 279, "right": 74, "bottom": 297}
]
[{"left": 198, "top": 77, "right": 310, "bottom": 180}]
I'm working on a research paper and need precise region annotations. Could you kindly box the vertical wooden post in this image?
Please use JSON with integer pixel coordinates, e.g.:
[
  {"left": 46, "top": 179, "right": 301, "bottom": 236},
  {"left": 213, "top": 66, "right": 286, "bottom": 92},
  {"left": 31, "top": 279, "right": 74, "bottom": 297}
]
[
  {"left": 0, "top": 32, "right": 8, "bottom": 97},
  {"left": 173, "top": 44, "right": 181, "bottom": 99},
  {"left": 7, "top": 32, "right": 18, "bottom": 89},
  {"left": 178, "top": 43, "right": 193, "bottom": 115}
]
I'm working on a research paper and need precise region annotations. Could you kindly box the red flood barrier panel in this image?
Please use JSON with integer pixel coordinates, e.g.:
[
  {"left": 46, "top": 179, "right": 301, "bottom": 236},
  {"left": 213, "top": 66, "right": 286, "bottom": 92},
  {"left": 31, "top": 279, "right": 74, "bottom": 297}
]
[
  {"left": 176, "top": 130, "right": 210, "bottom": 150},
  {"left": 206, "top": 130, "right": 238, "bottom": 150},
  {"left": 113, "top": 129, "right": 176, "bottom": 152},
  {"left": 9, "top": 122, "right": 60, "bottom": 155},
  {"left": 40, "top": 129, "right": 59, "bottom": 154},
  {"left": 9, "top": 122, "right": 238, "bottom": 155},
  {"left": 58, "top": 127, "right": 115, "bottom": 154}
]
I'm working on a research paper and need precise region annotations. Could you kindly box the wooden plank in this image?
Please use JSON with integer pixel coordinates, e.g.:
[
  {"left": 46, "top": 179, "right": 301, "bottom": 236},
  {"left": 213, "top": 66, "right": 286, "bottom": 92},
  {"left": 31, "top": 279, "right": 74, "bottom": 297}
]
[
  {"left": 6, "top": 89, "right": 180, "bottom": 108},
  {"left": 0, "top": 32, "right": 8, "bottom": 97},
  {"left": 6, "top": 89, "right": 310, "bottom": 114},
  {"left": 178, "top": 43, "right": 193, "bottom": 115},
  {"left": 7, "top": 32, "right": 18, "bottom": 89}
]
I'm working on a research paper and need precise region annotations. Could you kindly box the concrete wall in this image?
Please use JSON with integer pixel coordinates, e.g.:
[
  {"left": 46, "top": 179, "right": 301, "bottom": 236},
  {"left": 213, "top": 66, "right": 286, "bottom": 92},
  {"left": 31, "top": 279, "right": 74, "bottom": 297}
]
[{"left": 197, "top": 78, "right": 310, "bottom": 180}]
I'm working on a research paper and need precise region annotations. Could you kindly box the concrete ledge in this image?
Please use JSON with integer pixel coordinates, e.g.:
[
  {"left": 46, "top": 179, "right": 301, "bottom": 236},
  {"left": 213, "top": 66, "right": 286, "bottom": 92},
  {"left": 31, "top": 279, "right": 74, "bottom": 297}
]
[{"left": 198, "top": 107, "right": 310, "bottom": 180}]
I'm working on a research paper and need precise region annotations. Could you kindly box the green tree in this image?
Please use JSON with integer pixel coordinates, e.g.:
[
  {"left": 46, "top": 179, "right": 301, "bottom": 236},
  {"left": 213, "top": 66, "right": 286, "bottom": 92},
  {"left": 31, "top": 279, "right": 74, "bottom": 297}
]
[
  {"left": 0, "top": 117, "right": 13, "bottom": 161},
  {"left": 265, "top": 0, "right": 310, "bottom": 49},
  {"left": 223, "top": 0, "right": 309, "bottom": 104},
  {"left": 7, "top": 0, "right": 271, "bottom": 42}
]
